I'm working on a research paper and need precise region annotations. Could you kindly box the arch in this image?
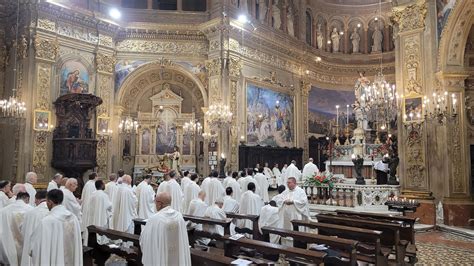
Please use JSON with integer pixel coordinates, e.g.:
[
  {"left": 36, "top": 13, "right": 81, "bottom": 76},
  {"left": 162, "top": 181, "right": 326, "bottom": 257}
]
[
  {"left": 438, "top": 0, "right": 474, "bottom": 71},
  {"left": 116, "top": 60, "right": 208, "bottom": 109}
]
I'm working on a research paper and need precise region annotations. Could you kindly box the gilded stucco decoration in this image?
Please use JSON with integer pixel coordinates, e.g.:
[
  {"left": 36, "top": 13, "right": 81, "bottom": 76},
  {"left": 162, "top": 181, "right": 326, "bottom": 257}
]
[
  {"left": 405, "top": 123, "right": 426, "bottom": 189},
  {"left": 32, "top": 131, "right": 50, "bottom": 179},
  {"left": 391, "top": 1, "right": 427, "bottom": 33},
  {"left": 37, "top": 17, "right": 56, "bottom": 32},
  {"left": 116, "top": 40, "right": 208, "bottom": 55},
  {"left": 301, "top": 80, "right": 311, "bottom": 160},
  {"left": 228, "top": 57, "right": 242, "bottom": 78},
  {"left": 206, "top": 58, "right": 222, "bottom": 77},
  {"left": 230, "top": 80, "right": 239, "bottom": 168},
  {"left": 98, "top": 34, "right": 113, "bottom": 47},
  {"left": 97, "top": 75, "right": 112, "bottom": 116},
  {"left": 96, "top": 53, "right": 116, "bottom": 74},
  {"left": 58, "top": 46, "right": 94, "bottom": 64},
  {"left": 448, "top": 117, "right": 464, "bottom": 193},
  {"left": 96, "top": 138, "right": 108, "bottom": 178},
  {"left": 34, "top": 38, "right": 58, "bottom": 62},
  {"left": 36, "top": 63, "right": 52, "bottom": 110},
  {"left": 404, "top": 35, "right": 421, "bottom": 83},
  {"left": 57, "top": 21, "right": 100, "bottom": 44}
]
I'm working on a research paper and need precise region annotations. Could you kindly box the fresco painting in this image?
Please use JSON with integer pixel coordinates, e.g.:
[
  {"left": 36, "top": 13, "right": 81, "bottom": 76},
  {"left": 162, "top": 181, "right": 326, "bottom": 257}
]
[{"left": 60, "top": 60, "right": 89, "bottom": 96}]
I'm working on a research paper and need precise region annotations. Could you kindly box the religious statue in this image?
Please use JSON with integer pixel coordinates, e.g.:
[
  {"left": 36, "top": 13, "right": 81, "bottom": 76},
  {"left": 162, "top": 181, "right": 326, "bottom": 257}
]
[
  {"left": 272, "top": 0, "right": 281, "bottom": 30},
  {"left": 350, "top": 27, "right": 361, "bottom": 53},
  {"left": 387, "top": 136, "right": 400, "bottom": 185},
  {"left": 17, "top": 35, "right": 28, "bottom": 59},
  {"left": 287, "top": 5, "right": 295, "bottom": 37},
  {"left": 166, "top": 146, "right": 180, "bottom": 171},
  {"left": 352, "top": 155, "right": 365, "bottom": 185},
  {"left": 330, "top": 28, "right": 340, "bottom": 52},
  {"left": 258, "top": 0, "right": 268, "bottom": 23},
  {"left": 316, "top": 25, "right": 324, "bottom": 50},
  {"left": 371, "top": 24, "right": 383, "bottom": 53}
]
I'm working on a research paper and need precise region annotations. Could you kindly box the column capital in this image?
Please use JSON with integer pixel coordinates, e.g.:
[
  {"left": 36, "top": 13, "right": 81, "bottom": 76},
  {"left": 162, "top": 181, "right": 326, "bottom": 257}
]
[{"left": 391, "top": 0, "right": 427, "bottom": 33}]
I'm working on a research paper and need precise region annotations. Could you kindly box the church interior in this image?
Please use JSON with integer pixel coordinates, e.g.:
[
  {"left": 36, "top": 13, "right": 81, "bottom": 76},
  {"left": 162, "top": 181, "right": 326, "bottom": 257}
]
[{"left": 0, "top": 0, "right": 473, "bottom": 265}]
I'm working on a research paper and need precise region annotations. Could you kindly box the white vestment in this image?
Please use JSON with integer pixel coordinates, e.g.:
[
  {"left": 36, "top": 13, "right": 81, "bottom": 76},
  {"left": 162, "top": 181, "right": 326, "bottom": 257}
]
[
  {"left": 30, "top": 205, "right": 82, "bottom": 266},
  {"left": 264, "top": 167, "right": 275, "bottom": 188},
  {"left": 183, "top": 181, "right": 200, "bottom": 213},
  {"left": 60, "top": 187, "right": 82, "bottom": 228},
  {"left": 238, "top": 191, "right": 263, "bottom": 230},
  {"left": 47, "top": 181, "right": 58, "bottom": 192},
  {"left": 104, "top": 181, "right": 118, "bottom": 203},
  {"left": 284, "top": 163, "right": 302, "bottom": 183},
  {"left": 180, "top": 176, "right": 192, "bottom": 191},
  {"left": 0, "top": 191, "right": 8, "bottom": 209},
  {"left": 238, "top": 176, "right": 260, "bottom": 194},
  {"left": 273, "top": 167, "right": 283, "bottom": 186},
  {"left": 140, "top": 206, "right": 191, "bottom": 266},
  {"left": 157, "top": 179, "right": 183, "bottom": 213},
  {"left": 302, "top": 162, "right": 319, "bottom": 182},
  {"left": 275, "top": 186, "right": 309, "bottom": 230},
  {"left": 254, "top": 173, "right": 269, "bottom": 202},
  {"left": 111, "top": 184, "right": 137, "bottom": 233},
  {"left": 136, "top": 181, "right": 156, "bottom": 219},
  {"left": 259, "top": 205, "right": 281, "bottom": 243},
  {"left": 222, "top": 195, "right": 239, "bottom": 213},
  {"left": 222, "top": 176, "right": 232, "bottom": 189},
  {"left": 204, "top": 204, "right": 227, "bottom": 237},
  {"left": 200, "top": 177, "right": 211, "bottom": 193},
  {"left": 0, "top": 200, "right": 33, "bottom": 265},
  {"left": 20, "top": 202, "right": 49, "bottom": 266},
  {"left": 205, "top": 178, "right": 225, "bottom": 206},
  {"left": 24, "top": 183, "right": 36, "bottom": 206},
  {"left": 186, "top": 198, "right": 208, "bottom": 232},
  {"left": 225, "top": 178, "right": 242, "bottom": 202},
  {"left": 82, "top": 190, "right": 112, "bottom": 245},
  {"left": 81, "top": 180, "right": 97, "bottom": 206}
]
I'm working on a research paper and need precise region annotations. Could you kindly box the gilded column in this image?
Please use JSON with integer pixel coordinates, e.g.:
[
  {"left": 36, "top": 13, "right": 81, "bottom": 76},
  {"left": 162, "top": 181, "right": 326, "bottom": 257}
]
[
  {"left": 228, "top": 56, "right": 242, "bottom": 170},
  {"left": 301, "top": 80, "right": 311, "bottom": 162}
]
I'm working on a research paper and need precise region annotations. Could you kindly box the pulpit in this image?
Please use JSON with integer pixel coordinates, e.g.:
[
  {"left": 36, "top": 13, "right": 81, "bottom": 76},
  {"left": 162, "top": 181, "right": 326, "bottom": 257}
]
[{"left": 51, "top": 94, "right": 103, "bottom": 179}]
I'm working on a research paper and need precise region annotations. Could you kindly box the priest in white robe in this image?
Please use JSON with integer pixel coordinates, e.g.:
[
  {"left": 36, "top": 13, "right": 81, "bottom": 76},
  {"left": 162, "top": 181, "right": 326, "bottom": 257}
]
[
  {"left": 200, "top": 170, "right": 225, "bottom": 206},
  {"left": 0, "top": 192, "right": 33, "bottom": 265},
  {"left": 180, "top": 170, "right": 192, "bottom": 191},
  {"left": 0, "top": 180, "right": 11, "bottom": 208},
  {"left": 183, "top": 173, "right": 201, "bottom": 213},
  {"left": 263, "top": 162, "right": 276, "bottom": 188},
  {"left": 111, "top": 175, "right": 137, "bottom": 233},
  {"left": 225, "top": 172, "right": 242, "bottom": 202},
  {"left": 259, "top": 201, "right": 281, "bottom": 243},
  {"left": 20, "top": 190, "right": 49, "bottom": 266},
  {"left": 203, "top": 198, "right": 227, "bottom": 238},
  {"left": 222, "top": 171, "right": 233, "bottom": 189},
  {"left": 24, "top": 172, "right": 38, "bottom": 206},
  {"left": 302, "top": 158, "right": 319, "bottom": 182},
  {"left": 223, "top": 187, "right": 239, "bottom": 213},
  {"left": 47, "top": 173, "right": 62, "bottom": 192},
  {"left": 82, "top": 180, "right": 112, "bottom": 245},
  {"left": 30, "top": 189, "right": 82, "bottom": 266},
  {"left": 275, "top": 177, "right": 309, "bottom": 231},
  {"left": 157, "top": 171, "right": 183, "bottom": 213},
  {"left": 254, "top": 168, "right": 270, "bottom": 202},
  {"left": 61, "top": 178, "right": 82, "bottom": 227},
  {"left": 81, "top": 172, "right": 98, "bottom": 206},
  {"left": 136, "top": 175, "right": 156, "bottom": 219},
  {"left": 8, "top": 183, "right": 26, "bottom": 203},
  {"left": 104, "top": 173, "right": 118, "bottom": 203},
  {"left": 283, "top": 160, "right": 301, "bottom": 185},
  {"left": 238, "top": 182, "right": 264, "bottom": 232},
  {"left": 186, "top": 190, "right": 208, "bottom": 233},
  {"left": 238, "top": 169, "right": 260, "bottom": 194},
  {"left": 140, "top": 192, "right": 191, "bottom": 266},
  {"left": 273, "top": 164, "right": 283, "bottom": 187}
]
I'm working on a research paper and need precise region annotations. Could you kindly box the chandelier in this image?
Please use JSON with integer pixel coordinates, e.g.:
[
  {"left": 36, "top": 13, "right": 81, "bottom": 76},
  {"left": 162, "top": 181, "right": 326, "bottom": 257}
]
[
  {"left": 365, "top": 72, "right": 398, "bottom": 131},
  {"left": 422, "top": 91, "right": 457, "bottom": 123},
  {"left": 0, "top": 0, "right": 26, "bottom": 119},
  {"left": 202, "top": 131, "right": 218, "bottom": 142},
  {"left": 183, "top": 120, "right": 202, "bottom": 137},
  {"left": 205, "top": 103, "right": 232, "bottom": 128},
  {"left": 118, "top": 116, "right": 139, "bottom": 134}
]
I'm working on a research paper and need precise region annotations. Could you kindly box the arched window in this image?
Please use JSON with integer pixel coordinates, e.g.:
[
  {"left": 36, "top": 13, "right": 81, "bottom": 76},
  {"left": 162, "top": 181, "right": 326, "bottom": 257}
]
[
  {"left": 122, "top": 0, "right": 147, "bottom": 9},
  {"left": 306, "top": 10, "right": 313, "bottom": 45},
  {"left": 183, "top": 0, "right": 206, "bottom": 11}
]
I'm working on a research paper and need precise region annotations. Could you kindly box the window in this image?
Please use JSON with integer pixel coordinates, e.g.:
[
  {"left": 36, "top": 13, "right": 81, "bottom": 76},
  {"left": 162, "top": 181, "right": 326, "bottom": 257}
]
[
  {"left": 122, "top": 0, "right": 147, "bottom": 9},
  {"left": 306, "top": 10, "right": 313, "bottom": 45},
  {"left": 183, "top": 0, "right": 206, "bottom": 11},
  {"left": 152, "top": 0, "right": 177, "bottom": 10}
]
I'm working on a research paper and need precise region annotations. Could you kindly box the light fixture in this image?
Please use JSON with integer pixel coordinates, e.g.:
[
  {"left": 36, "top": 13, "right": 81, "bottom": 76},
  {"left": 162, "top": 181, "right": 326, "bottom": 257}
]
[
  {"left": 0, "top": 0, "right": 26, "bottom": 119},
  {"left": 327, "top": 40, "right": 331, "bottom": 44},
  {"left": 357, "top": 23, "right": 361, "bottom": 28},
  {"left": 183, "top": 120, "right": 202, "bottom": 137},
  {"left": 238, "top": 14, "right": 248, "bottom": 24},
  {"left": 315, "top": 57, "right": 322, "bottom": 62},
  {"left": 374, "top": 17, "right": 378, "bottom": 21},
  {"left": 118, "top": 116, "right": 138, "bottom": 134},
  {"left": 305, "top": 70, "right": 310, "bottom": 75},
  {"left": 340, "top": 31, "right": 344, "bottom": 35},
  {"left": 205, "top": 103, "right": 232, "bottom": 129},
  {"left": 109, "top": 8, "right": 121, "bottom": 19}
]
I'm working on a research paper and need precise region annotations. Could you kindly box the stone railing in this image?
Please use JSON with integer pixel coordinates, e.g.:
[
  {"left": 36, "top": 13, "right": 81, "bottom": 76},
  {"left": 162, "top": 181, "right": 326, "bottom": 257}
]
[{"left": 302, "top": 182, "right": 400, "bottom": 211}]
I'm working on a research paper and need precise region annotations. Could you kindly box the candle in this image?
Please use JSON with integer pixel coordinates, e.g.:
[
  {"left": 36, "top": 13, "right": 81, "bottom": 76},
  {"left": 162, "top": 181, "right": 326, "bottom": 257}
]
[
  {"left": 336, "top": 105, "right": 340, "bottom": 127},
  {"left": 346, "top": 105, "right": 349, "bottom": 124},
  {"left": 351, "top": 154, "right": 356, "bottom": 159}
]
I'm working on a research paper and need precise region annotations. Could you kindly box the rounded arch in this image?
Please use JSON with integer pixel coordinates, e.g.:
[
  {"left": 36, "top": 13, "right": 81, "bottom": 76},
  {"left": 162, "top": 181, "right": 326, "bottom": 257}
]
[
  {"left": 438, "top": 0, "right": 474, "bottom": 71},
  {"left": 116, "top": 60, "right": 209, "bottom": 108}
]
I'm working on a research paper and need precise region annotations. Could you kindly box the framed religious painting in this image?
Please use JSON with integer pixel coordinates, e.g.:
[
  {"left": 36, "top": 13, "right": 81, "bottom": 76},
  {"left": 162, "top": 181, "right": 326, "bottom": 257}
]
[
  {"left": 97, "top": 116, "right": 110, "bottom": 134},
  {"left": 33, "top": 109, "right": 51, "bottom": 131},
  {"left": 403, "top": 95, "right": 423, "bottom": 122},
  {"left": 245, "top": 80, "right": 295, "bottom": 147}
]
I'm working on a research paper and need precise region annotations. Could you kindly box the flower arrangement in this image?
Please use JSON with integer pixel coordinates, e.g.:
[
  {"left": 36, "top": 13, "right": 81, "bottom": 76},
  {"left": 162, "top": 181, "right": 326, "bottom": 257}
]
[{"left": 304, "top": 171, "right": 338, "bottom": 189}]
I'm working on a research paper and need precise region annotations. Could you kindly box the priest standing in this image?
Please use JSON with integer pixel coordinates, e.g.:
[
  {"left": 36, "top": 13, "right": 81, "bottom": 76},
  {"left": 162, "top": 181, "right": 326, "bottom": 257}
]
[
  {"left": 225, "top": 172, "right": 241, "bottom": 202},
  {"left": 0, "top": 192, "right": 32, "bottom": 265},
  {"left": 61, "top": 178, "right": 82, "bottom": 226},
  {"left": 275, "top": 177, "right": 309, "bottom": 231},
  {"left": 136, "top": 175, "right": 156, "bottom": 219},
  {"left": 273, "top": 163, "right": 283, "bottom": 187},
  {"left": 254, "top": 167, "right": 270, "bottom": 202},
  {"left": 24, "top": 172, "right": 38, "bottom": 206},
  {"left": 180, "top": 171, "right": 191, "bottom": 191},
  {"left": 21, "top": 191, "right": 49, "bottom": 266},
  {"left": 259, "top": 200, "right": 281, "bottom": 243},
  {"left": 0, "top": 180, "right": 11, "bottom": 208},
  {"left": 238, "top": 182, "right": 263, "bottom": 233},
  {"left": 104, "top": 173, "right": 118, "bottom": 202},
  {"left": 81, "top": 172, "right": 98, "bottom": 206},
  {"left": 47, "top": 173, "right": 62, "bottom": 192},
  {"left": 201, "top": 170, "right": 225, "bottom": 206},
  {"left": 140, "top": 192, "right": 191, "bottom": 266},
  {"left": 302, "top": 158, "right": 319, "bottom": 182},
  {"left": 223, "top": 187, "right": 239, "bottom": 213},
  {"left": 238, "top": 169, "right": 260, "bottom": 194},
  {"left": 30, "top": 189, "right": 82, "bottom": 266},
  {"left": 82, "top": 180, "right": 112, "bottom": 245},
  {"left": 157, "top": 171, "right": 183, "bottom": 213},
  {"left": 284, "top": 160, "right": 301, "bottom": 184},
  {"left": 111, "top": 175, "right": 137, "bottom": 233},
  {"left": 183, "top": 173, "right": 201, "bottom": 213}
]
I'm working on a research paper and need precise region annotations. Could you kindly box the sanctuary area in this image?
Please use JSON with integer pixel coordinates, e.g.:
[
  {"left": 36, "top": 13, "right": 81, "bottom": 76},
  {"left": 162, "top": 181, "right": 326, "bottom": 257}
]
[{"left": 0, "top": 0, "right": 473, "bottom": 265}]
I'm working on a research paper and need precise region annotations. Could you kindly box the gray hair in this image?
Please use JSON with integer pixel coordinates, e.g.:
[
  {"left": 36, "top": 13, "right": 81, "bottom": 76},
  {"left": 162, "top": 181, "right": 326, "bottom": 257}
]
[
  {"left": 53, "top": 173, "right": 62, "bottom": 180},
  {"left": 25, "top": 172, "right": 37, "bottom": 183},
  {"left": 12, "top": 183, "right": 25, "bottom": 195}
]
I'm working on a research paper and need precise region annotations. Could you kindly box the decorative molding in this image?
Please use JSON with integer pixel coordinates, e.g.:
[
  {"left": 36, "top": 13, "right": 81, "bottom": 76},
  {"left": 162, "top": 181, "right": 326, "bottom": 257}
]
[
  {"left": 230, "top": 80, "right": 239, "bottom": 168},
  {"left": 228, "top": 56, "right": 242, "bottom": 78},
  {"left": 448, "top": 117, "right": 464, "bottom": 193},
  {"left": 34, "top": 38, "right": 58, "bottom": 62},
  {"left": 37, "top": 17, "right": 56, "bottom": 32},
  {"left": 391, "top": 1, "right": 427, "bottom": 33},
  {"left": 95, "top": 53, "right": 115, "bottom": 74},
  {"left": 404, "top": 122, "right": 427, "bottom": 189},
  {"left": 96, "top": 138, "right": 108, "bottom": 178},
  {"left": 32, "top": 131, "right": 50, "bottom": 179},
  {"left": 36, "top": 63, "right": 52, "bottom": 110},
  {"left": 96, "top": 75, "right": 112, "bottom": 116},
  {"left": 206, "top": 58, "right": 222, "bottom": 77},
  {"left": 116, "top": 39, "right": 208, "bottom": 55},
  {"left": 58, "top": 46, "right": 94, "bottom": 64}
]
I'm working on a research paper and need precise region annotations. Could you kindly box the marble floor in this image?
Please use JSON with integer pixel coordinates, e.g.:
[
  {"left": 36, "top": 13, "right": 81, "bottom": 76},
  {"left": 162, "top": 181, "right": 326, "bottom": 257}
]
[{"left": 415, "top": 231, "right": 474, "bottom": 265}]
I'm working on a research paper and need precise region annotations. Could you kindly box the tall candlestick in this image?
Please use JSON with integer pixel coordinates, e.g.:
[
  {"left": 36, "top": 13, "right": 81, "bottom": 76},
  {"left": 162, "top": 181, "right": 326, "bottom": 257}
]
[
  {"left": 336, "top": 105, "right": 340, "bottom": 127},
  {"left": 346, "top": 105, "right": 349, "bottom": 124}
]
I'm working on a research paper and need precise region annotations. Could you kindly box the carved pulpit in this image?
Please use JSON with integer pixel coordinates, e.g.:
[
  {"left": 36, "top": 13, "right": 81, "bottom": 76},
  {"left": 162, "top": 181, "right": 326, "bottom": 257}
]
[{"left": 52, "top": 94, "right": 103, "bottom": 180}]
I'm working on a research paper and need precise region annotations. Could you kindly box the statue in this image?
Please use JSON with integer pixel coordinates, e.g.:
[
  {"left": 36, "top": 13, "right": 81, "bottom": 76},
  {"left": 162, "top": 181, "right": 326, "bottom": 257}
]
[
  {"left": 371, "top": 24, "right": 383, "bottom": 53},
  {"left": 330, "top": 28, "right": 340, "bottom": 52},
  {"left": 166, "top": 146, "right": 180, "bottom": 172},
  {"left": 387, "top": 136, "right": 400, "bottom": 185},
  {"left": 287, "top": 5, "right": 295, "bottom": 37},
  {"left": 316, "top": 24, "right": 324, "bottom": 49},
  {"left": 258, "top": 0, "right": 268, "bottom": 23},
  {"left": 352, "top": 155, "right": 365, "bottom": 185},
  {"left": 350, "top": 27, "right": 361, "bottom": 53},
  {"left": 272, "top": 0, "right": 281, "bottom": 30}
]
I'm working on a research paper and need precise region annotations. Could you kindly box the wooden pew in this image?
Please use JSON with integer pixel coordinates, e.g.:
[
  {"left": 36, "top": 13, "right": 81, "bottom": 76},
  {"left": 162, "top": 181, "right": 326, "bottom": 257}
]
[
  {"left": 223, "top": 235, "right": 326, "bottom": 264},
  {"left": 261, "top": 226, "right": 358, "bottom": 266},
  {"left": 133, "top": 218, "right": 146, "bottom": 235},
  {"left": 292, "top": 220, "right": 389, "bottom": 266},
  {"left": 316, "top": 213, "right": 408, "bottom": 264},
  {"left": 226, "top": 212, "right": 262, "bottom": 240},
  {"left": 190, "top": 248, "right": 235, "bottom": 266},
  {"left": 87, "top": 225, "right": 141, "bottom": 266}
]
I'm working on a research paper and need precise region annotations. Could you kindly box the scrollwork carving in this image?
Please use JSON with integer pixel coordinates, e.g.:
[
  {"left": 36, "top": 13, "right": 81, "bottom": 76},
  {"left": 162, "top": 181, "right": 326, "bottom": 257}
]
[
  {"left": 96, "top": 138, "right": 108, "bottom": 178},
  {"left": 33, "top": 131, "right": 51, "bottom": 178},
  {"left": 300, "top": 80, "right": 311, "bottom": 97},
  {"left": 37, "top": 17, "right": 56, "bottom": 32},
  {"left": 391, "top": 1, "right": 427, "bottom": 33},
  {"left": 116, "top": 40, "right": 208, "bottom": 55},
  {"left": 95, "top": 53, "right": 115, "bottom": 74},
  {"left": 34, "top": 38, "right": 58, "bottom": 61},
  {"left": 206, "top": 58, "right": 222, "bottom": 77},
  {"left": 228, "top": 57, "right": 242, "bottom": 78},
  {"left": 36, "top": 63, "right": 51, "bottom": 110},
  {"left": 448, "top": 117, "right": 463, "bottom": 192},
  {"left": 405, "top": 122, "right": 426, "bottom": 188}
]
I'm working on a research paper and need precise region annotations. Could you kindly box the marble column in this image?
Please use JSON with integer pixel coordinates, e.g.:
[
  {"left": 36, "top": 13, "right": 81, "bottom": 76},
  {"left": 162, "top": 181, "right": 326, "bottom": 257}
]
[
  {"left": 343, "top": 29, "right": 349, "bottom": 54},
  {"left": 384, "top": 26, "right": 390, "bottom": 52},
  {"left": 363, "top": 27, "right": 368, "bottom": 54}
]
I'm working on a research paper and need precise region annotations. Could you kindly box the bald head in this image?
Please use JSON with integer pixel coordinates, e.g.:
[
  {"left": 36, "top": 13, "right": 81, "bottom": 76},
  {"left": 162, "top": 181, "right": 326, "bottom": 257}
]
[
  {"left": 308, "top": 158, "right": 313, "bottom": 163},
  {"left": 60, "top": 177, "right": 69, "bottom": 187},
  {"left": 65, "top": 178, "right": 78, "bottom": 192},
  {"left": 198, "top": 190, "right": 206, "bottom": 201},
  {"left": 155, "top": 192, "right": 171, "bottom": 211},
  {"left": 12, "top": 183, "right": 26, "bottom": 195},
  {"left": 122, "top": 175, "right": 132, "bottom": 185}
]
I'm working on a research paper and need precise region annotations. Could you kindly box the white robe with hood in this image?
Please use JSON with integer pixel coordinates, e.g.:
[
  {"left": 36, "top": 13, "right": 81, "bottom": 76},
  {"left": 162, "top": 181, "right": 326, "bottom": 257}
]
[
  {"left": 157, "top": 179, "right": 183, "bottom": 213},
  {"left": 136, "top": 181, "right": 156, "bottom": 219},
  {"left": 82, "top": 190, "right": 112, "bottom": 245},
  {"left": 237, "top": 191, "right": 263, "bottom": 231},
  {"left": 183, "top": 181, "right": 200, "bottom": 213},
  {"left": 259, "top": 204, "right": 281, "bottom": 243},
  {"left": 274, "top": 186, "right": 309, "bottom": 230},
  {"left": 254, "top": 173, "right": 270, "bottom": 202},
  {"left": 20, "top": 202, "right": 49, "bottom": 266},
  {"left": 302, "top": 162, "right": 319, "bottom": 182},
  {"left": 111, "top": 184, "right": 137, "bottom": 233}
]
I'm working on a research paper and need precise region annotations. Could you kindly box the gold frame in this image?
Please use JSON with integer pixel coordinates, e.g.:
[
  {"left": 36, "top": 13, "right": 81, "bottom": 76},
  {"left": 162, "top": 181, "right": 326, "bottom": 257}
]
[
  {"left": 403, "top": 94, "right": 424, "bottom": 122},
  {"left": 33, "top": 109, "right": 51, "bottom": 131},
  {"left": 97, "top": 116, "right": 111, "bottom": 135}
]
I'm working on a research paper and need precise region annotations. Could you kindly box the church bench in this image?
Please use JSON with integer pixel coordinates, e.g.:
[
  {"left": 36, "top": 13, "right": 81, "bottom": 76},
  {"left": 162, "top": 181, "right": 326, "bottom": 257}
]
[
  {"left": 222, "top": 235, "right": 326, "bottom": 265},
  {"left": 291, "top": 220, "right": 389, "bottom": 266},
  {"left": 261, "top": 226, "right": 358, "bottom": 266},
  {"left": 316, "top": 214, "right": 408, "bottom": 265},
  {"left": 190, "top": 248, "right": 236, "bottom": 265},
  {"left": 133, "top": 218, "right": 146, "bottom": 235},
  {"left": 225, "top": 212, "right": 262, "bottom": 240},
  {"left": 87, "top": 225, "right": 141, "bottom": 266}
]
